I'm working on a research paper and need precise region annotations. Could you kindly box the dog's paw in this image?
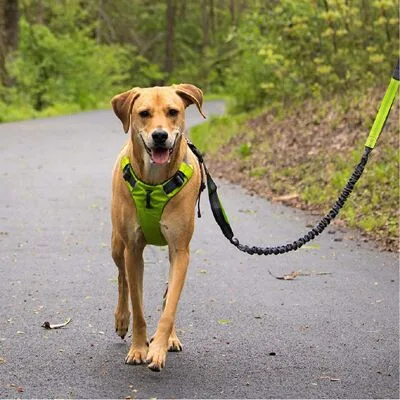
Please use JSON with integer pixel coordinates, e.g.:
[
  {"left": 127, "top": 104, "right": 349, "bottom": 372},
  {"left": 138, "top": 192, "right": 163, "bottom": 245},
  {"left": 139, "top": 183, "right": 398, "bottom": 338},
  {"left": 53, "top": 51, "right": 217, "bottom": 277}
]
[
  {"left": 125, "top": 344, "right": 148, "bottom": 365},
  {"left": 146, "top": 342, "right": 168, "bottom": 372},
  {"left": 168, "top": 334, "right": 183, "bottom": 352},
  {"left": 151, "top": 332, "right": 183, "bottom": 352},
  {"left": 115, "top": 310, "right": 130, "bottom": 339}
]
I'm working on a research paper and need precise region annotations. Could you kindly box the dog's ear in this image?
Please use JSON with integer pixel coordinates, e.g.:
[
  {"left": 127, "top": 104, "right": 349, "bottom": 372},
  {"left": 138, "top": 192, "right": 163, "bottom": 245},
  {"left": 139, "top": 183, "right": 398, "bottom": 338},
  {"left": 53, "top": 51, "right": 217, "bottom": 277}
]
[
  {"left": 173, "top": 84, "right": 206, "bottom": 119},
  {"left": 111, "top": 88, "right": 141, "bottom": 133}
]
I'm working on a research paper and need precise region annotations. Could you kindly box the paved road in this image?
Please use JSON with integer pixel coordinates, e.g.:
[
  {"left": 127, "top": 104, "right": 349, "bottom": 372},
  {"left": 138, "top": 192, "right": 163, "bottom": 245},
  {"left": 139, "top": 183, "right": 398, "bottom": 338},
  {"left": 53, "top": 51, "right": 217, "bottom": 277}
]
[{"left": 0, "top": 102, "right": 398, "bottom": 399}]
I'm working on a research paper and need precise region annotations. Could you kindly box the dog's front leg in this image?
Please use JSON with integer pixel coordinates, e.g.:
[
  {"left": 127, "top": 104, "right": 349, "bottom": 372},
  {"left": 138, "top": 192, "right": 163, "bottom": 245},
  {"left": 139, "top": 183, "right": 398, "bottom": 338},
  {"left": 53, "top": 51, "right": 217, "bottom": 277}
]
[
  {"left": 112, "top": 231, "right": 130, "bottom": 339},
  {"left": 124, "top": 246, "right": 148, "bottom": 365},
  {"left": 147, "top": 247, "right": 189, "bottom": 371}
]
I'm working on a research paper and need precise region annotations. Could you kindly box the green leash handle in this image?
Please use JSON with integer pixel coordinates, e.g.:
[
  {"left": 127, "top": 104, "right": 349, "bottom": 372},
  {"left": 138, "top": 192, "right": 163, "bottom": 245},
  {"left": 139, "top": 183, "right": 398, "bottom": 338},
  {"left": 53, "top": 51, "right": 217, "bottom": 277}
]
[{"left": 365, "top": 59, "right": 399, "bottom": 149}]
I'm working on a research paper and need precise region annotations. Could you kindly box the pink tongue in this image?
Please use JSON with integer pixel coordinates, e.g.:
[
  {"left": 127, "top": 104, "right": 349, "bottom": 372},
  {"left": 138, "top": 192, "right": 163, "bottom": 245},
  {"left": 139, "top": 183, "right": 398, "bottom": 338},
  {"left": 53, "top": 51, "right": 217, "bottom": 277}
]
[{"left": 152, "top": 148, "right": 169, "bottom": 164}]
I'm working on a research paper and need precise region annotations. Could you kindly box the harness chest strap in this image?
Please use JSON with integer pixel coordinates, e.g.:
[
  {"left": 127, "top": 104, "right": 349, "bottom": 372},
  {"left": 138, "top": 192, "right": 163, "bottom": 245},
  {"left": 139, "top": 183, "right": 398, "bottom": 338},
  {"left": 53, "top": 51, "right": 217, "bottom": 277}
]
[{"left": 120, "top": 156, "right": 194, "bottom": 246}]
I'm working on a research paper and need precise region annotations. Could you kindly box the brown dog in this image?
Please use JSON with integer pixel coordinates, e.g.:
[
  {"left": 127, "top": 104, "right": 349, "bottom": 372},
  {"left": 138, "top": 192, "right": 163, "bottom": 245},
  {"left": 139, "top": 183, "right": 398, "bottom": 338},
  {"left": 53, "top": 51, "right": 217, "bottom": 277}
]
[{"left": 110, "top": 84, "right": 205, "bottom": 371}]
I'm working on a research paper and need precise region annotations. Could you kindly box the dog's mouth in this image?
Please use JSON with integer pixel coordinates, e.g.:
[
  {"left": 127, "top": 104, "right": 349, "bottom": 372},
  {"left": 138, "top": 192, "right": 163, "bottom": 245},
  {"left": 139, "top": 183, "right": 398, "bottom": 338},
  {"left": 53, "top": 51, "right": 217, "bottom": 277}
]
[
  {"left": 150, "top": 147, "right": 173, "bottom": 164},
  {"left": 140, "top": 135, "right": 174, "bottom": 165}
]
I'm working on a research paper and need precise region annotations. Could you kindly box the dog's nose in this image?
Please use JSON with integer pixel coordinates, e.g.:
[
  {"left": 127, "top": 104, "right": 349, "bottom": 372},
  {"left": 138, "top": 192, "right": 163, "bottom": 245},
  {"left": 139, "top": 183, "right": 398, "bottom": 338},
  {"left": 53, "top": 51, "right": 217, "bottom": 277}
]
[{"left": 152, "top": 129, "right": 168, "bottom": 145}]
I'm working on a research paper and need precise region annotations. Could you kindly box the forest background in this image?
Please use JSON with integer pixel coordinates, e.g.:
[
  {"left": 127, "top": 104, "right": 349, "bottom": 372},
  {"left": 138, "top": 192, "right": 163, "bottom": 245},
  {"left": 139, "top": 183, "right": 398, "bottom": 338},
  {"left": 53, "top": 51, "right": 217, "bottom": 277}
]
[{"left": 0, "top": 0, "right": 399, "bottom": 249}]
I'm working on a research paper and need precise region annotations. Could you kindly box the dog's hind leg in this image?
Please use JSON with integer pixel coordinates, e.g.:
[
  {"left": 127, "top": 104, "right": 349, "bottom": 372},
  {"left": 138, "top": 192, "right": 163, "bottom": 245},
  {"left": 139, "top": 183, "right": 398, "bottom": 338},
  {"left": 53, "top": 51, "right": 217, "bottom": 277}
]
[
  {"left": 124, "top": 244, "right": 149, "bottom": 365},
  {"left": 112, "top": 231, "right": 130, "bottom": 339}
]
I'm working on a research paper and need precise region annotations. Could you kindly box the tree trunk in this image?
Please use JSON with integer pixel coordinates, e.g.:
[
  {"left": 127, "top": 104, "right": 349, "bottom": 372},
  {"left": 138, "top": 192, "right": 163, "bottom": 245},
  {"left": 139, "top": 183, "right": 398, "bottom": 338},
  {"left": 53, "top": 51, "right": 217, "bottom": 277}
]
[
  {"left": 5, "top": 0, "right": 19, "bottom": 52},
  {"left": 202, "top": 0, "right": 209, "bottom": 49},
  {"left": 230, "top": 0, "right": 235, "bottom": 26},
  {"left": 165, "top": 0, "right": 175, "bottom": 78},
  {"left": 1, "top": 0, "right": 18, "bottom": 86},
  {"left": 36, "top": 0, "right": 44, "bottom": 24},
  {"left": 209, "top": 0, "right": 215, "bottom": 43},
  {"left": 96, "top": 0, "right": 103, "bottom": 43},
  {"left": 0, "top": 0, "right": 6, "bottom": 85}
]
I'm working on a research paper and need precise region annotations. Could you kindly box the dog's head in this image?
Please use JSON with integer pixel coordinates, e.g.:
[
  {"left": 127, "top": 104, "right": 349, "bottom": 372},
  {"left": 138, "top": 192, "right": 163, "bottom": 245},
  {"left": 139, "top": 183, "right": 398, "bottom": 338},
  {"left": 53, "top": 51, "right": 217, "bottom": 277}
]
[{"left": 111, "top": 84, "right": 205, "bottom": 165}]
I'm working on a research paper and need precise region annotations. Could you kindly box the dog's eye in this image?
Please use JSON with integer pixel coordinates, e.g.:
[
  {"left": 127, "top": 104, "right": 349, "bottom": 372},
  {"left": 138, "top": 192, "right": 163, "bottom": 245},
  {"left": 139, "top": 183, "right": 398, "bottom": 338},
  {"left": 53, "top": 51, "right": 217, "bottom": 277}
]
[
  {"left": 167, "top": 109, "right": 179, "bottom": 117},
  {"left": 139, "top": 110, "right": 150, "bottom": 118}
]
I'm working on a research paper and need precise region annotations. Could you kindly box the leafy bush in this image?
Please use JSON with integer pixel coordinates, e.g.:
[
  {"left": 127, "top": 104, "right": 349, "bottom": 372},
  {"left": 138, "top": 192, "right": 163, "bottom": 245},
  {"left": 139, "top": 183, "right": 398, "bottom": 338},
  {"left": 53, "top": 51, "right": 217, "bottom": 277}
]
[
  {"left": 1, "top": 16, "right": 164, "bottom": 119},
  {"left": 8, "top": 18, "right": 129, "bottom": 111},
  {"left": 225, "top": 0, "right": 399, "bottom": 111}
]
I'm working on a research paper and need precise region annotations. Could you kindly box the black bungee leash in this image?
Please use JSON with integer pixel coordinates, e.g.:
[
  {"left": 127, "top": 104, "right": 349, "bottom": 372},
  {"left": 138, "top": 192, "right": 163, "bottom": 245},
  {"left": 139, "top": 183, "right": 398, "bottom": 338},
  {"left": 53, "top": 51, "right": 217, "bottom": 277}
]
[{"left": 189, "top": 59, "right": 399, "bottom": 256}]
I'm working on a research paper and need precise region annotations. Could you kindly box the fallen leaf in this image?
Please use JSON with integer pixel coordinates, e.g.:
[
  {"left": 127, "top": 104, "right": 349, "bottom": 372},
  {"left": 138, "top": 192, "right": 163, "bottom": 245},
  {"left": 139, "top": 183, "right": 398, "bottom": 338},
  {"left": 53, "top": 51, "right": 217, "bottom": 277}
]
[
  {"left": 272, "top": 193, "right": 299, "bottom": 202},
  {"left": 41, "top": 318, "right": 72, "bottom": 330},
  {"left": 198, "top": 269, "right": 208, "bottom": 274},
  {"left": 238, "top": 208, "right": 257, "bottom": 214},
  {"left": 0, "top": 357, "right": 5, "bottom": 364},
  {"left": 320, "top": 375, "right": 341, "bottom": 382},
  {"left": 269, "top": 270, "right": 301, "bottom": 280},
  {"left": 16, "top": 331, "right": 25, "bottom": 335},
  {"left": 218, "top": 319, "right": 231, "bottom": 325},
  {"left": 301, "top": 243, "right": 320, "bottom": 250}
]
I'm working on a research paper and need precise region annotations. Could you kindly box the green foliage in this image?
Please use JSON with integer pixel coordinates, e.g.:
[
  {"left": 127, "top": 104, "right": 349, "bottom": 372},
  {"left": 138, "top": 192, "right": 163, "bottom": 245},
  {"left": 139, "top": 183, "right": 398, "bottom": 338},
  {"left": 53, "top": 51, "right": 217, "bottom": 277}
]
[
  {"left": 225, "top": 0, "right": 399, "bottom": 111},
  {"left": 237, "top": 142, "right": 252, "bottom": 158},
  {"left": 0, "top": 1, "right": 164, "bottom": 120},
  {"left": 249, "top": 167, "right": 267, "bottom": 178},
  {"left": 8, "top": 18, "right": 127, "bottom": 110}
]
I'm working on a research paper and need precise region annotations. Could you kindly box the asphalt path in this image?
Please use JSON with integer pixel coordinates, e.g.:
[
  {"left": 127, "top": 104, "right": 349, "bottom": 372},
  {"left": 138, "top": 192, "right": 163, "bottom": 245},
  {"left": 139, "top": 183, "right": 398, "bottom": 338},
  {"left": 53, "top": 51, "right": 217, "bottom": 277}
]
[{"left": 0, "top": 101, "right": 398, "bottom": 399}]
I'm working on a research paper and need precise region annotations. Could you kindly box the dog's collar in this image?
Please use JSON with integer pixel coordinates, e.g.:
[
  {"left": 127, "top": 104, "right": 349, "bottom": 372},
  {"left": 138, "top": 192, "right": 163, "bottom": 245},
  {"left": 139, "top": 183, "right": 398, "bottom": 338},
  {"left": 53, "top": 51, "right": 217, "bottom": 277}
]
[{"left": 121, "top": 155, "right": 194, "bottom": 246}]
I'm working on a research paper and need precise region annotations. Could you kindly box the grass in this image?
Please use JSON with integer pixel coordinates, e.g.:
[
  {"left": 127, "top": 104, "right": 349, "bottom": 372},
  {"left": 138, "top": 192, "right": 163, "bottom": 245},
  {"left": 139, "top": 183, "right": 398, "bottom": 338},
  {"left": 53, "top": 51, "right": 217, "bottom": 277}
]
[
  {"left": 0, "top": 101, "right": 90, "bottom": 123},
  {"left": 190, "top": 113, "right": 249, "bottom": 155}
]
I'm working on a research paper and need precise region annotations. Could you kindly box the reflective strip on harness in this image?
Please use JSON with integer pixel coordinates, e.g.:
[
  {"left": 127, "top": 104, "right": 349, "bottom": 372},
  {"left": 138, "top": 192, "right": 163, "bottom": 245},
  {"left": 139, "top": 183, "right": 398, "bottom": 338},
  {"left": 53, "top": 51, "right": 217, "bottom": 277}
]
[{"left": 121, "top": 156, "right": 194, "bottom": 246}]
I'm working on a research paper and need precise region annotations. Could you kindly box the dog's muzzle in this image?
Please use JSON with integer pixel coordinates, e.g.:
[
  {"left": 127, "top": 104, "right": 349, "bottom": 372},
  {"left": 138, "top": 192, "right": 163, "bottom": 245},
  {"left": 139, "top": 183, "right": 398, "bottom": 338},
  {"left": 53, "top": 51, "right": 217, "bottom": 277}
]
[
  {"left": 140, "top": 129, "right": 179, "bottom": 165},
  {"left": 152, "top": 129, "right": 168, "bottom": 146}
]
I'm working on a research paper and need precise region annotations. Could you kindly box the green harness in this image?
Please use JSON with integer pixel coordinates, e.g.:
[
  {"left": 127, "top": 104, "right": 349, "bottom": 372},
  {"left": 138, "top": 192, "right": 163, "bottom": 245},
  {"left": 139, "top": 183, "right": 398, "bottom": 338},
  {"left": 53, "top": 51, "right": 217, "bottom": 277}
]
[{"left": 121, "top": 156, "right": 194, "bottom": 246}]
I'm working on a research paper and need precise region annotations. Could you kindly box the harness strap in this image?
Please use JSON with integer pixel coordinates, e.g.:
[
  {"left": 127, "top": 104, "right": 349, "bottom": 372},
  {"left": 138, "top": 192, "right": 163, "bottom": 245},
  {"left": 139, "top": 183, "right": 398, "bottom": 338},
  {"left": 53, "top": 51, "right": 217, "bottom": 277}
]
[
  {"left": 163, "top": 170, "right": 186, "bottom": 194},
  {"left": 204, "top": 167, "right": 234, "bottom": 240},
  {"left": 187, "top": 139, "right": 232, "bottom": 229},
  {"left": 186, "top": 139, "right": 207, "bottom": 218},
  {"left": 122, "top": 164, "right": 137, "bottom": 188},
  {"left": 121, "top": 158, "right": 193, "bottom": 196}
]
